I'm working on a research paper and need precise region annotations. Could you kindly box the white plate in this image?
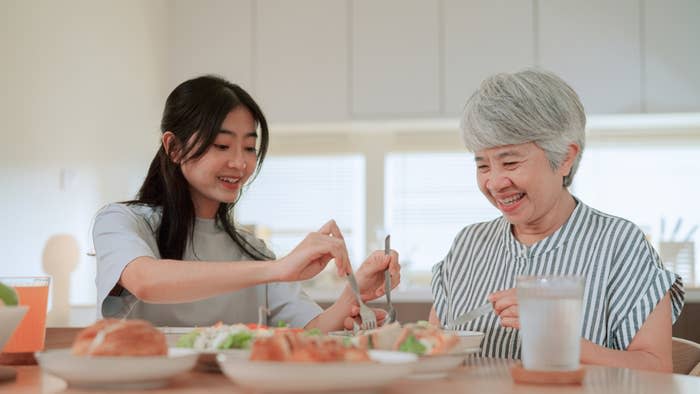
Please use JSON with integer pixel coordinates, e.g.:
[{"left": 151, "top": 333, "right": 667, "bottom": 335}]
[
  {"left": 442, "top": 330, "right": 485, "bottom": 352},
  {"left": 35, "top": 347, "right": 198, "bottom": 389},
  {"left": 410, "top": 347, "right": 481, "bottom": 379},
  {"left": 196, "top": 348, "right": 250, "bottom": 372},
  {"left": 217, "top": 349, "right": 417, "bottom": 392}
]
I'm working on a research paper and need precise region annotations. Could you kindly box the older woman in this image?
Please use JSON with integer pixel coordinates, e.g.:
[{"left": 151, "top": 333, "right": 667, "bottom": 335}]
[{"left": 429, "top": 69, "right": 684, "bottom": 372}]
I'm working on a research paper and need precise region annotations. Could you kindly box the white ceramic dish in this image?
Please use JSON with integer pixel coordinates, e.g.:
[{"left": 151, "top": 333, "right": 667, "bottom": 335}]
[
  {"left": 195, "top": 348, "right": 250, "bottom": 372},
  {"left": 410, "top": 347, "right": 481, "bottom": 379},
  {"left": 35, "top": 347, "right": 198, "bottom": 389},
  {"left": 217, "top": 349, "right": 417, "bottom": 392},
  {"left": 0, "top": 306, "right": 28, "bottom": 350},
  {"left": 443, "top": 330, "right": 485, "bottom": 353}
]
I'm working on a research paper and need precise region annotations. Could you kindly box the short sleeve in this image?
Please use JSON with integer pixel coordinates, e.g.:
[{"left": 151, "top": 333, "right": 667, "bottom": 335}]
[
  {"left": 608, "top": 225, "right": 685, "bottom": 350},
  {"left": 93, "top": 204, "right": 158, "bottom": 318},
  {"left": 267, "top": 282, "right": 323, "bottom": 328},
  {"left": 431, "top": 241, "right": 458, "bottom": 327}
]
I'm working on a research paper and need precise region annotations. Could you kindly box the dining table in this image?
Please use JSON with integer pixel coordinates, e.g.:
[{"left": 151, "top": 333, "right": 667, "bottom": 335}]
[{"left": 2, "top": 327, "right": 700, "bottom": 394}]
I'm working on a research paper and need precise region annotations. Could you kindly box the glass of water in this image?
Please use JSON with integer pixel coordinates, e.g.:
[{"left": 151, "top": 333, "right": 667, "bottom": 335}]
[{"left": 517, "top": 275, "right": 584, "bottom": 371}]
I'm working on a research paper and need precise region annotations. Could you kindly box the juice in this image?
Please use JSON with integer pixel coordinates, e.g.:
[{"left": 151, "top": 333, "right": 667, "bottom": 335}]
[{"left": 2, "top": 279, "right": 50, "bottom": 353}]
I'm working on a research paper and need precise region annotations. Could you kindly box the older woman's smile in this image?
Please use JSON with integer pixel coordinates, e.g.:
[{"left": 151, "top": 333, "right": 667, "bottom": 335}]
[{"left": 498, "top": 193, "right": 525, "bottom": 206}]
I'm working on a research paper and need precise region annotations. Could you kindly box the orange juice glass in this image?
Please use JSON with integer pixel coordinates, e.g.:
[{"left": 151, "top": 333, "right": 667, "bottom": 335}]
[{"left": 0, "top": 276, "right": 50, "bottom": 353}]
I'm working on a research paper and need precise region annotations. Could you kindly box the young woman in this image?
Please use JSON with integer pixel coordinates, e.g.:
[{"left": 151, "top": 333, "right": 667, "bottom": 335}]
[{"left": 94, "top": 75, "right": 399, "bottom": 331}]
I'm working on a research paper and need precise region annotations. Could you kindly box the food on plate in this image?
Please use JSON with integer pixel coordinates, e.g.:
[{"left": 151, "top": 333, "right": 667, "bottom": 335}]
[
  {"left": 250, "top": 331, "right": 370, "bottom": 362},
  {"left": 175, "top": 322, "right": 312, "bottom": 351},
  {"left": 0, "top": 282, "right": 18, "bottom": 306},
  {"left": 72, "top": 318, "right": 168, "bottom": 356},
  {"left": 349, "top": 321, "right": 459, "bottom": 356}
]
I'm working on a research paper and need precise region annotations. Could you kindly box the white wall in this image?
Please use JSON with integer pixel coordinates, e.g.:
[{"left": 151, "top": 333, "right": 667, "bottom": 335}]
[{"left": 0, "top": 0, "right": 169, "bottom": 308}]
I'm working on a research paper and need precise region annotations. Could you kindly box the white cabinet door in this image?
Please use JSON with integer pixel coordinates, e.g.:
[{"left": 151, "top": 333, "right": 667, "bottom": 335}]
[
  {"left": 352, "top": 0, "right": 440, "bottom": 116},
  {"left": 168, "top": 0, "right": 253, "bottom": 90},
  {"left": 539, "top": 0, "right": 641, "bottom": 114},
  {"left": 444, "top": 0, "right": 535, "bottom": 115},
  {"left": 255, "top": 0, "right": 348, "bottom": 123},
  {"left": 644, "top": 0, "right": 700, "bottom": 112}
]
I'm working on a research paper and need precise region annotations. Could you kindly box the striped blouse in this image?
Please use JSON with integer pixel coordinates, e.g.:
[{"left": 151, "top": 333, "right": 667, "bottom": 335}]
[{"left": 431, "top": 198, "right": 684, "bottom": 359}]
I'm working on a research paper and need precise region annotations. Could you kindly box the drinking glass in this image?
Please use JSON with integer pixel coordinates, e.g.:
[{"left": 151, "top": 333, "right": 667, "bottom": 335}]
[
  {"left": 517, "top": 275, "right": 584, "bottom": 371},
  {"left": 0, "top": 277, "right": 51, "bottom": 353}
]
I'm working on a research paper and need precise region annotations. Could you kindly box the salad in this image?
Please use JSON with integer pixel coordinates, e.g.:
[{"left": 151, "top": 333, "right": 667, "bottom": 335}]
[
  {"left": 175, "top": 321, "right": 320, "bottom": 351},
  {"left": 344, "top": 321, "right": 459, "bottom": 356}
]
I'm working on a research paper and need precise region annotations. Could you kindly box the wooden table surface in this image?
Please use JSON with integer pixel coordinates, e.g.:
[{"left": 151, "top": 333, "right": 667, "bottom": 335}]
[{"left": 2, "top": 328, "right": 700, "bottom": 394}]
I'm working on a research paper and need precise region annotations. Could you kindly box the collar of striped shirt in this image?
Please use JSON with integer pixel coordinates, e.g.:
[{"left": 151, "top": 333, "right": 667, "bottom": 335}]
[{"left": 502, "top": 197, "right": 587, "bottom": 259}]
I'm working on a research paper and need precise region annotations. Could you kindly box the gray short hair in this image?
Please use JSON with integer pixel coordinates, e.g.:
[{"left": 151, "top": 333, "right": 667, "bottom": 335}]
[{"left": 460, "top": 69, "right": 586, "bottom": 187}]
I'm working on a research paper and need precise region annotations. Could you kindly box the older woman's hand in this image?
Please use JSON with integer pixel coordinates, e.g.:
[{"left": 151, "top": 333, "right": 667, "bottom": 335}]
[
  {"left": 489, "top": 288, "right": 520, "bottom": 329},
  {"left": 353, "top": 250, "right": 401, "bottom": 302}
]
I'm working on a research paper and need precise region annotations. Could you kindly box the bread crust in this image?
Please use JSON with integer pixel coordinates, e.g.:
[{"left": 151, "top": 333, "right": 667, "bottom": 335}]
[{"left": 71, "top": 318, "right": 167, "bottom": 356}]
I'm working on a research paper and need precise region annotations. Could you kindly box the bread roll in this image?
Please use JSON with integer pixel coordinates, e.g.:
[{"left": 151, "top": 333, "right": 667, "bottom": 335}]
[{"left": 72, "top": 318, "right": 167, "bottom": 356}]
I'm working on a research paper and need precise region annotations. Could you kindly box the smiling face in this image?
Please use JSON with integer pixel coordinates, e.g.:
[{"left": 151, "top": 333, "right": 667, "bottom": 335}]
[
  {"left": 172, "top": 106, "right": 259, "bottom": 218},
  {"left": 475, "top": 142, "right": 578, "bottom": 242}
]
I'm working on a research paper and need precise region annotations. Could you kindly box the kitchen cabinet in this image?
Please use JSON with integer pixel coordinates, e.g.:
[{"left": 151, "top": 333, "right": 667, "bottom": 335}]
[
  {"left": 255, "top": 0, "right": 349, "bottom": 123},
  {"left": 168, "top": 0, "right": 253, "bottom": 90},
  {"left": 352, "top": 0, "right": 440, "bottom": 117},
  {"left": 538, "top": 0, "right": 642, "bottom": 114},
  {"left": 443, "top": 0, "right": 535, "bottom": 115},
  {"left": 165, "top": 0, "right": 700, "bottom": 121},
  {"left": 644, "top": 0, "right": 700, "bottom": 113}
]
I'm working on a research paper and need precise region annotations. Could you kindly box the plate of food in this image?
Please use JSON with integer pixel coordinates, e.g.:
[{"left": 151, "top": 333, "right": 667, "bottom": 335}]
[
  {"left": 330, "top": 321, "right": 482, "bottom": 379},
  {"left": 166, "top": 322, "right": 313, "bottom": 371},
  {"left": 36, "top": 319, "right": 198, "bottom": 389},
  {"left": 217, "top": 330, "right": 417, "bottom": 392}
]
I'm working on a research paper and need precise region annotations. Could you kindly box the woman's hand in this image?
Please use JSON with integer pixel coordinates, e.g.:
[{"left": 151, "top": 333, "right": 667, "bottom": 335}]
[
  {"left": 274, "top": 220, "right": 351, "bottom": 282},
  {"left": 489, "top": 288, "right": 520, "bottom": 329},
  {"left": 354, "top": 250, "right": 401, "bottom": 302},
  {"left": 343, "top": 306, "right": 387, "bottom": 330}
]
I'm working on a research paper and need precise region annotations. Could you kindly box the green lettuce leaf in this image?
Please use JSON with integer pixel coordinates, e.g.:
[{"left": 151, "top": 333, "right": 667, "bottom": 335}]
[
  {"left": 399, "top": 335, "right": 426, "bottom": 355},
  {"left": 175, "top": 330, "right": 200, "bottom": 348},
  {"left": 218, "top": 331, "right": 254, "bottom": 349}
]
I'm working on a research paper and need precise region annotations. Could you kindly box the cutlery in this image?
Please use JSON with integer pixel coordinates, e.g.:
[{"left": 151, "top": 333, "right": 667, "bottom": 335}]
[
  {"left": 683, "top": 225, "right": 698, "bottom": 242},
  {"left": 671, "top": 218, "right": 683, "bottom": 241},
  {"left": 447, "top": 302, "right": 492, "bottom": 329},
  {"left": 346, "top": 270, "right": 377, "bottom": 330},
  {"left": 384, "top": 235, "right": 397, "bottom": 324},
  {"left": 660, "top": 217, "right": 666, "bottom": 241}
]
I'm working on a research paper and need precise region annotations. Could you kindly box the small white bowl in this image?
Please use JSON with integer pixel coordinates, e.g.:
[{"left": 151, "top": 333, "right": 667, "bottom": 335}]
[
  {"left": 0, "top": 306, "right": 28, "bottom": 350},
  {"left": 443, "top": 330, "right": 484, "bottom": 353}
]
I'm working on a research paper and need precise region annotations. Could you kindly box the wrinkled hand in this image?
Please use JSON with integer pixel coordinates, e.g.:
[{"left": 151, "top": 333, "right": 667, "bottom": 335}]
[
  {"left": 354, "top": 250, "right": 400, "bottom": 302},
  {"left": 275, "top": 220, "right": 351, "bottom": 281},
  {"left": 343, "top": 306, "right": 387, "bottom": 330},
  {"left": 489, "top": 288, "right": 520, "bottom": 329}
]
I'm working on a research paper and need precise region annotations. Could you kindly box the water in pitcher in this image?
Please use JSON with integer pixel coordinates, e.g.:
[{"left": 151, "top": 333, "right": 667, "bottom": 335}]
[{"left": 517, "top": 276, "right": 583, "bottom": 371}]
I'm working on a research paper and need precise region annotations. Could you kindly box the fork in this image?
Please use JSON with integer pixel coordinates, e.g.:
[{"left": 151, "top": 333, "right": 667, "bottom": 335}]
[
  {"left": 346, "top": 270, "right": 377, "bottom": 330},
  {"left": 384, "top": 235, "right": 397, "bottom": 324}
]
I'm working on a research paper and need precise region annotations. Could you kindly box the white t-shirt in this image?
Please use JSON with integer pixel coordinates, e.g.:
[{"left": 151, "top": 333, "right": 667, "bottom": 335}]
[{"left": 93, "top": 203, "right": 322, "bottom": 327}]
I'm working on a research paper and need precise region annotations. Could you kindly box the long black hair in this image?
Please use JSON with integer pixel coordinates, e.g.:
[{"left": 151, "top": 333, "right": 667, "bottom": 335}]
[{"left": 128, "top": 75, "right": 271, "bottom": 260}]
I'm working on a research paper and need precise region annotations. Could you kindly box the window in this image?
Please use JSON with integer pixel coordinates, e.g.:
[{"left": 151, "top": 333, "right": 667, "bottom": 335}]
[
  {"left": 385, "top": 152, "right": 499, "bottom": 280},
  {"left": 572, "top": 142, "right": 700, "bottom": 286},
  {"left": 236, "top": 125, "right": 700, "bottom": 293},
  {"left": 236, "top": 155, "right": 366, "bottom": 266}
]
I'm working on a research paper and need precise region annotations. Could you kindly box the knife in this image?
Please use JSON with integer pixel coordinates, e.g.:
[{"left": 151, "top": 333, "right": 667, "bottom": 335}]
[{"left": 447, "top": 302, "right": 492, "bottom": 329}]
